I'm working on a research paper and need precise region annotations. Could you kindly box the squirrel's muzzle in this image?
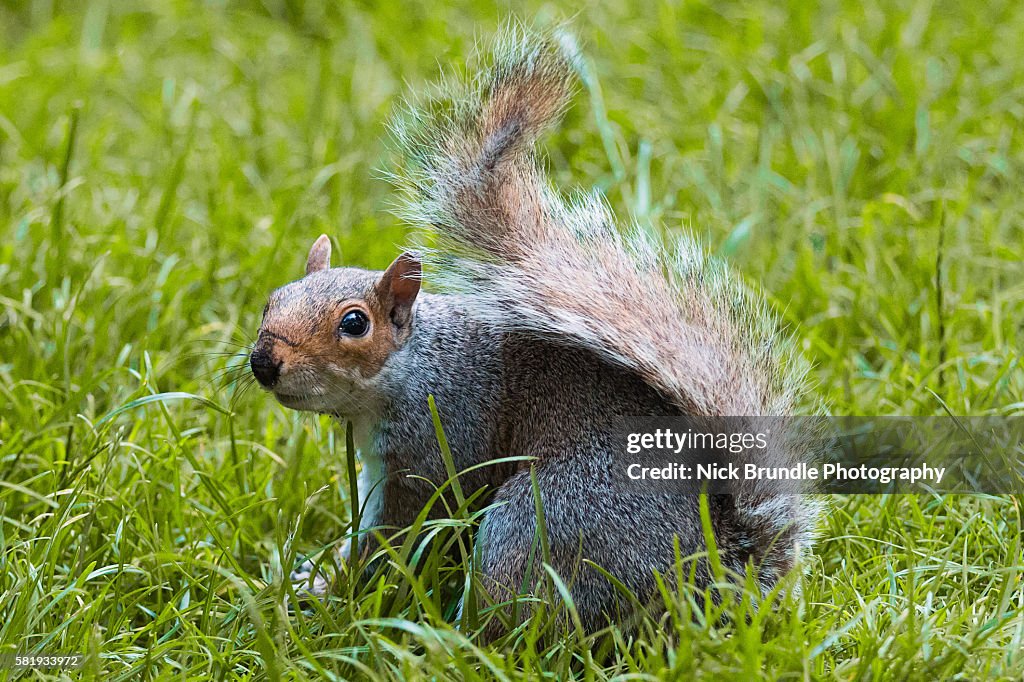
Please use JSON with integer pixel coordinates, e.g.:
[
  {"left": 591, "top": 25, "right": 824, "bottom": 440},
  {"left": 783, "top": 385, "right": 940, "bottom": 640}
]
[{"left": 249, "top": 346, "right": 281, "bottom": 388}]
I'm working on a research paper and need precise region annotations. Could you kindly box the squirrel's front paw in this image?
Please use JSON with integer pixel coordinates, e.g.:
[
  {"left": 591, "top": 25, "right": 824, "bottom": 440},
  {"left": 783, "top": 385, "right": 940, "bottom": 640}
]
[
  {"left": 285, "top": 541, "right": 352, "bottom": 609},
  {"left": 288, "top": 557, "right": 332, "bottom": 605}
]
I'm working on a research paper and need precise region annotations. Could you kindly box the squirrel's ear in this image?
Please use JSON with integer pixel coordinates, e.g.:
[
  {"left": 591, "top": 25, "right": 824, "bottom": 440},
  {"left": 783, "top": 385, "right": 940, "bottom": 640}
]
[
  {"left": 305, "top": 234, "right": 332, "bottom": 275},
  {"left": 379, "top": 252, "right": 421, "bottom": 328}
]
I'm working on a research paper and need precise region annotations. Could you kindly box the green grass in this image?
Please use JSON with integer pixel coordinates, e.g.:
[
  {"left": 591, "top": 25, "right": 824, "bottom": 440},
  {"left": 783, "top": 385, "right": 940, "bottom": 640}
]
[{"left": 2, "top": 0, "right": 1023, "bottom": 679}]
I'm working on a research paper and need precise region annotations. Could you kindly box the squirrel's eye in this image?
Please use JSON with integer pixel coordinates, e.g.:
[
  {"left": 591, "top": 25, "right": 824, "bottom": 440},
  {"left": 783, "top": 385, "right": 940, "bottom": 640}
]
[{"left": 339, "top": 310, "right": 370, "bottom": 337}]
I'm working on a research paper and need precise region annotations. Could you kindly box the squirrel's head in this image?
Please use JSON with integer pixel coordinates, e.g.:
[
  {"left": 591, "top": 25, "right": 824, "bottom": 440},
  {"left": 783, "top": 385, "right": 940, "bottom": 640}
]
[{"left": 249, "top": 234, "right": 421, "bottom": 415}]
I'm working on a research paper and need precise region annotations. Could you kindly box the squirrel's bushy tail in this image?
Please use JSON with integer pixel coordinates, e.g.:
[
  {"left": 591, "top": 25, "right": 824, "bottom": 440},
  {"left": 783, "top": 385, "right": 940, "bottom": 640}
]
[
  {"left": 391, "top": 27, "right": 807, "bottom": 418},
  {"left": 390, "top": 27, "right": 817, "bottom": 561}
]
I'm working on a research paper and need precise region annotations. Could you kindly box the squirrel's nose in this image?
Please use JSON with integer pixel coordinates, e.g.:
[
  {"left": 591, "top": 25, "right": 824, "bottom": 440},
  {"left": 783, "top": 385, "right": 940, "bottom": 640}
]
[{"left": 249, "top": 348, "right": 281, "bottom": 387}]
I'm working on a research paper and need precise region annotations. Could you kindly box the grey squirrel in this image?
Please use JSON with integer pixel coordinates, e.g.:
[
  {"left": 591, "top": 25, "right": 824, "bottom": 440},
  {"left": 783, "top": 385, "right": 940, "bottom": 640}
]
[{"left": 249, "top": 29, "right": 817, "bottom": 638}]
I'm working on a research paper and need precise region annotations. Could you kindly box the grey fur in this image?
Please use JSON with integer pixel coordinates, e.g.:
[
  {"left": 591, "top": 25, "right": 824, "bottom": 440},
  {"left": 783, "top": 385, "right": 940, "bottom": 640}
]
[{"left": 258, "top": 28, "right": 819, "bottom": 639}]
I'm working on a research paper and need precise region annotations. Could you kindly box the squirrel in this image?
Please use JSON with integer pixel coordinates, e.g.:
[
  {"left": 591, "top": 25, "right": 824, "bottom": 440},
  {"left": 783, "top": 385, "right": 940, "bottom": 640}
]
[{"left": 249, "top": 29, "right": 817, "bottom": 638}]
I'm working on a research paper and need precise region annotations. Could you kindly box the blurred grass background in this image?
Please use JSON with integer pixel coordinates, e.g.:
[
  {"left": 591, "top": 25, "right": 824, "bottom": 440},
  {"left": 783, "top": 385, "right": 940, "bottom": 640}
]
[{"left": 1, "top": 0, "right": 1022, "bottom": 679}]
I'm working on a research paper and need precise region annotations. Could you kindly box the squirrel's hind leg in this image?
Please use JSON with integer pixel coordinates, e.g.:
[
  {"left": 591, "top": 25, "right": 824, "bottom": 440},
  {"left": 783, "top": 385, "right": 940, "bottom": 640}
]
[{"left": 468, "top": 452, "right": 702, "bottom": 643}]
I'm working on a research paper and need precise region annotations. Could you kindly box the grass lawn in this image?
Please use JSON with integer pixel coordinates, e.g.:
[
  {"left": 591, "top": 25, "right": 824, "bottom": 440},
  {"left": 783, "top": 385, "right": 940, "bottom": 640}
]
[{"left": 2, "top": 0, "right": 1023, "bottom": 679}]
